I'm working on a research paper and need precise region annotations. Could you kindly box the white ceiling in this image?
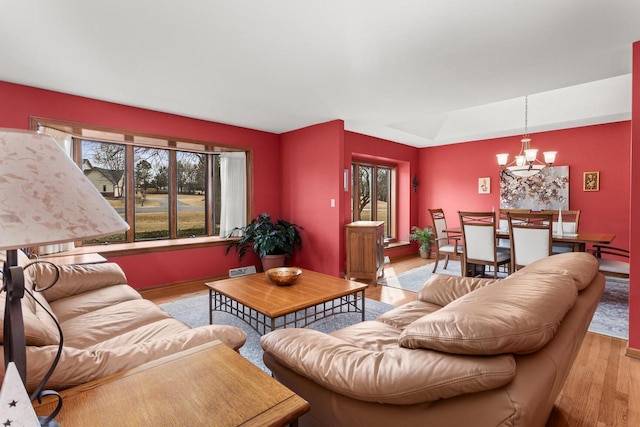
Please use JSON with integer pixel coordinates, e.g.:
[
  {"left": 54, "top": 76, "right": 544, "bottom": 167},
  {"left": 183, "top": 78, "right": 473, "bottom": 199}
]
[{"left": 1, "top": 1, "right": 639, "bottom": 148}]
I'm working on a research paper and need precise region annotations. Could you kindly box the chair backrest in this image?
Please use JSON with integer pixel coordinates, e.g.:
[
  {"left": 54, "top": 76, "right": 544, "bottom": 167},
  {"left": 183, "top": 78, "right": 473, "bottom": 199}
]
[
  {"left": 541, "top": 209, "right": 581, "bottom": 234},
  {"left": 459, "top": 211, "right": 497, "bottom": 262},
  {"left": 498, "top": 209, "right": 531, "bottom": 232},
  {"left": 508, "top": 212, "right": 553, "bottom": 269},
  {"left": 429, "top": 208, "right": 449, "bottom": 248},
  {"left": 497, "top": 209, "right": 531, "bottom": 248}
]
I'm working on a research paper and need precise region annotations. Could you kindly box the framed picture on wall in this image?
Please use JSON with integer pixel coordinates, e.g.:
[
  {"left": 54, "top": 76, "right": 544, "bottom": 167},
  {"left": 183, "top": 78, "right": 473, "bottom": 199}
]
[
  {"left": 499, "top": 166, "right": 569, "bottom": 210},
  {"left": 583, "top": 171, "right": 599, "bottom": 191},
  {"left": 478, "top": 177, "right": 490, "bottom": 194}
]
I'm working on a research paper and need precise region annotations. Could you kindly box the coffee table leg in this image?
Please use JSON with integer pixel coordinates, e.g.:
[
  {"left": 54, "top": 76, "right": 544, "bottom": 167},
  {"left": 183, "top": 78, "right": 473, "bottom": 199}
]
[
  {"left": 209, "top": 289, "right": 213, "bottom": 325},
  {"left": 361, "top": 290, "right": 365, "bottom": 322}
]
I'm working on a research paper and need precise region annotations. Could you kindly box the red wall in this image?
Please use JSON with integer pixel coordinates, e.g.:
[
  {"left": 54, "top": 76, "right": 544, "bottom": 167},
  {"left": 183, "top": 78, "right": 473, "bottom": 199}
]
[
  {"left": 345, "top": 131, "right": 420, "bottom": 258},
  {"left": 0, "top": 81, "right": 281, "bottom": 288},
  {"left": 4, "top": 80, "right": 637, "bottom": 352},
  {"left": 280, "top": 120, "right": 345, "bottom": 277},
  {"left": 629, "top": 41, "right": 640, "bottom": 350},
  {"left": 419, "top": 122, "right": 631, "bottom": 251}
]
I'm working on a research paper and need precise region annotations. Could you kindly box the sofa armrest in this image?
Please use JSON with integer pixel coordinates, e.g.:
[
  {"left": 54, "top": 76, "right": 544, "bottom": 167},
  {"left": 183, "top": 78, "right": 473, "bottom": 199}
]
[
  {"left": 260, "top": 328, "right": 515, "bottom": 405},
  {"left": 35, "top": 262, "right": 129, "bottom": 302},
  {"left": 418, "top": 274, "right": 500, "bottom": 306}
]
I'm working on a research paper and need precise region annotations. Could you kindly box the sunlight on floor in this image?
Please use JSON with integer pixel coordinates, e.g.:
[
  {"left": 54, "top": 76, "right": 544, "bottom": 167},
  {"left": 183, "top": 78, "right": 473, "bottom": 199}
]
[{"left": 377, "top": 286, "right": 417, "bottom": 305}]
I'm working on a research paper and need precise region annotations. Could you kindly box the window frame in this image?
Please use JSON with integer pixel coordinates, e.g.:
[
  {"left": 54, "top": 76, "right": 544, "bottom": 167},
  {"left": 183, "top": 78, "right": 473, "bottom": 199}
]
[
  {"left": 351, "top": 161, "right": 396, "bottom": 239},
  {"left": 30, "top": 116, "right": 252, "bottom": 248}
]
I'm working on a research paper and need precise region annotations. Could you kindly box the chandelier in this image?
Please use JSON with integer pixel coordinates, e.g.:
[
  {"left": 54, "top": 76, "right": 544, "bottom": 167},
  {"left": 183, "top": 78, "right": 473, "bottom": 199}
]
[{"left": 496, "top": 96, "right": 557, "bottom": 177}]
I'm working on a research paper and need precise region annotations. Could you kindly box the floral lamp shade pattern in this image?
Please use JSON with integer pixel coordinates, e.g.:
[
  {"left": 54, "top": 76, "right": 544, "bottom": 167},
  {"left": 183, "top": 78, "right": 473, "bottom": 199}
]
[{"left": 0, "top": 129, "right": 129, "bottom": 250}]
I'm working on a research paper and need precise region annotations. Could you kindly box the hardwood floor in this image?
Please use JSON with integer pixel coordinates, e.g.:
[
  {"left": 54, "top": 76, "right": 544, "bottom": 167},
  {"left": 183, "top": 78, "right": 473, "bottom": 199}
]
[{"left": 142, "top": 254, "right": 639, "bottom": 426}]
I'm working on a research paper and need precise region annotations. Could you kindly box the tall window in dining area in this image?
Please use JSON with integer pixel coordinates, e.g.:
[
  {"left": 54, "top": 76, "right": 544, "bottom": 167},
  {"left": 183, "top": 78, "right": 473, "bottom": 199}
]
[{"left": 352, "top": 162, "right": 394, "bottom": 237}]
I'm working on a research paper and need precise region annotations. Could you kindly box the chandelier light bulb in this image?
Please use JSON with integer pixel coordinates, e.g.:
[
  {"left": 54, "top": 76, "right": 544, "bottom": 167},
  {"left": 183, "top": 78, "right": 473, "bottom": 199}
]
[
  {"left": 524, "top": 148, "right": 538, "bottom": 162},
  {"left": 543, "top": 151, "right": 557, "bottom": 164},
  {"left": 496, "top": 95, "right": 557, "bottom": 177}
]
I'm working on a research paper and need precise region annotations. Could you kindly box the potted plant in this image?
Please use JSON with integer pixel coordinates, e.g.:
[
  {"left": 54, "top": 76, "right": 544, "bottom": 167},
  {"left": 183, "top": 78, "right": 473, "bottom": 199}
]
[
  {"left": 409, "top": 226, "right": 434, "bottom": 259},
  {"left": 226, "top": 213, "right": 303, "bottom": 271}
]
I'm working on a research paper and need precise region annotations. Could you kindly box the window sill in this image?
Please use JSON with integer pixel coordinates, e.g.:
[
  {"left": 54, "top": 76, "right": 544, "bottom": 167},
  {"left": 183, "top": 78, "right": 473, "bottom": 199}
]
[
  {"left": 54, "top": 236, "right": 231, "bottom": 258},
  {"left": 385, "top": 241, "right": 411, "bottom": 250}
]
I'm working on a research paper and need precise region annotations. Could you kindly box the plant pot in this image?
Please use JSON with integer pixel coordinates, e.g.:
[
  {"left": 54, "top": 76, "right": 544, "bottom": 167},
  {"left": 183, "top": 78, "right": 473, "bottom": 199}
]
[
  {"left": 419, "top": 247, "right": 431, "bottom": 259},
  {"left": 261, "top": 254, "right": 286, "bottom": 271}
]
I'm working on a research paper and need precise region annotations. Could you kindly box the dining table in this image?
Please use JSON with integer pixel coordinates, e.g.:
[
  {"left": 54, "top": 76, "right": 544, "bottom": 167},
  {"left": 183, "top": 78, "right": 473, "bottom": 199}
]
[{"left": 444, "top": 228, "right": 615, "bottom": 253}]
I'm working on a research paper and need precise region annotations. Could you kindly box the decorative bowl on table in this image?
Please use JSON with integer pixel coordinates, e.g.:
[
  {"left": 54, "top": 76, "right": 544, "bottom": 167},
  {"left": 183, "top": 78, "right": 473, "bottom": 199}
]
[{"left": 265, "top": 267, "right": 302, "bottom": 286}]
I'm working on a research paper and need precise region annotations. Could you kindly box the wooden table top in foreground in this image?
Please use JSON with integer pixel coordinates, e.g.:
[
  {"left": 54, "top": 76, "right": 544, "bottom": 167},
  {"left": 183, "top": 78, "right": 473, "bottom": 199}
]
[
  {"left": 33, "top": 341, "right": 309, "bottom": 426},
  {"left": 207, "top": 268, "right": 368, "bottom": 318}
]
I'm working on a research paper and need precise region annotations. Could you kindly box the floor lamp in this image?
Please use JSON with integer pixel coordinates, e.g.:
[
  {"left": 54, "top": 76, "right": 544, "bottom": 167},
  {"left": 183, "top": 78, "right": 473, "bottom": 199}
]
[{"left": 0, "top": 129, "right": 129, "bottom": 425}]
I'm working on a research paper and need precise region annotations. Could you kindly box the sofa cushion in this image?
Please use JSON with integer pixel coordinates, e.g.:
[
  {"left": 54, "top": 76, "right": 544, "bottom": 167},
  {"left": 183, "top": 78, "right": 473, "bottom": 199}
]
[
  {"left": 50, "top": 284, "right": 142, "bottom": 323},
  {"left": 399, "top": 272, "right": 578, "bottom": 355},
  {"left": 261, "top": 328, "right": 516, "bottom": 404},
  {"left": 25, "top": 329, "right": 246, "bottom": 392},
  {"left": 37, "top": 262, "right": 128, "bottom": 302},
  {"left": 330, "top": 320, "right": 403, "bottom": 351},
  {"left": 510, "top": 252, "right": 599, "bottom": 291},
  {"left": 0, "top": 250, "right": 60, "bottom": 346},
  {"left": 417, "top": 274, "right": 500, "bottom": 306},
  {"left": 0, "top": 292, "right": 60, "bottom": 346},
  {"left": 60, "top": 299, "right": 171, "bottom": 348},
  {"left": 376, "top": 300, "right": 441, "bottom": 330}
]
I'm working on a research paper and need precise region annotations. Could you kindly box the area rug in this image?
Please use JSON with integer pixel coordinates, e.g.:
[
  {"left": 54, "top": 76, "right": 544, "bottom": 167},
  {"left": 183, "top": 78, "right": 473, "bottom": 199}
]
[
  {"left": 160, "top": 295, "right": 394, "bottom": 373},
  {"left": 379, "top": 260, "right": 629, "bottom": 340},
  {"left": 380, "top": 260, "right": 509, "bottom": 292}
]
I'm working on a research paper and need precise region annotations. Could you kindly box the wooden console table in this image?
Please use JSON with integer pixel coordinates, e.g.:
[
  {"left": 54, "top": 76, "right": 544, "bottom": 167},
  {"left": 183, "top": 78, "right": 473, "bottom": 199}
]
[
  {"left": 33, "top": 341, "right": 309, "bottom": 426},
  {"left": 345, "top": 221, "right": 385, "bottom": 285}
]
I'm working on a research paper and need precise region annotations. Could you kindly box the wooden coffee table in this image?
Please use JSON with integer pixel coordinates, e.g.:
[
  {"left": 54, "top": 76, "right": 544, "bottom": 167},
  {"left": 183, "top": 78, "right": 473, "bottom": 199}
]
[
  {"left": 33, "top": 341, "right": 309, "bottom": 426},
  {"left": 206, "top": 269, "right": 368, "bottom": 335}
]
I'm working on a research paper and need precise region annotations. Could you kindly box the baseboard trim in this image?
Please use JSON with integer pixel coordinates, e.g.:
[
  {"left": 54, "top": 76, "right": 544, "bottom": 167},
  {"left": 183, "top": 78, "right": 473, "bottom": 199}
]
[{"left": 625, "top": 345, "right": 640, "bottom": 359}]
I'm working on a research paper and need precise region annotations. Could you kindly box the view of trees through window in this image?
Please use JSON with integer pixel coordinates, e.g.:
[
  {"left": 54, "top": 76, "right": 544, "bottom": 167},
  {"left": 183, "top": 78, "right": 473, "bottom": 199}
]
[
  {"left": 134, "top": 147, "right": 170, "bottom": 239},
  {"left": 81, "top": 140, "right": 127, "bottom": 242},
  {"left": 176, "top": 151, "right": 208, "bottom": 238},
  {"left": 352, "top": 162, "right": 393, "bottom": 237},
  {"left": 81, "top": 140, "right": 221, "bottom": 243}
]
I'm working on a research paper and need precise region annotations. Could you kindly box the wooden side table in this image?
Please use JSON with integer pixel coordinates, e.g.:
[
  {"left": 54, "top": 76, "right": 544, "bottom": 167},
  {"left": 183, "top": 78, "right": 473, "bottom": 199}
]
[
  {"left": 345, "top": 221, "right": 385, "bottom": 285},
  {"left": 33, "top": 341, "right": 309, "bottom": 426}
]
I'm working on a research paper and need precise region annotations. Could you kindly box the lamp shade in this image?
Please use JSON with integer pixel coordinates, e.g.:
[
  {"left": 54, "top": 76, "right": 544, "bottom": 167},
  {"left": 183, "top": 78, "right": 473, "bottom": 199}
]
[
  {"left": 496, "top": 153, "right": 509, "bottom": 166},
  {"left": 543, "top": 151, "right": 557, "bottom": 164},
  {"left": 0, "top": 129, "right": 129, "bottom": 250}
]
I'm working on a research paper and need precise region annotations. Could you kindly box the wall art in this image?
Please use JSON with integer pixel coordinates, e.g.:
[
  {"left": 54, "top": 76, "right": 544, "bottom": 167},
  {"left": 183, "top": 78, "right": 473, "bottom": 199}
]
[
  {"left": 478, "top": 177, "right": 490, "bottom": 194},
  {"left": 583, "top": 171, "right": 599, "bottom": 191},
  {"left": 499, "top": 166, "right": 569, "bottom": 210}
]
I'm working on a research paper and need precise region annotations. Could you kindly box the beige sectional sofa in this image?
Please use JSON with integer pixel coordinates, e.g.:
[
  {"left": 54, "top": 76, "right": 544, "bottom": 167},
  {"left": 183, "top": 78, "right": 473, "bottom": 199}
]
[
  {"left": 261, "top": 252, "right": 605, "bottom": 427},
  {"left": 0, "top": 250, "right": 246, "bottom": 393}
]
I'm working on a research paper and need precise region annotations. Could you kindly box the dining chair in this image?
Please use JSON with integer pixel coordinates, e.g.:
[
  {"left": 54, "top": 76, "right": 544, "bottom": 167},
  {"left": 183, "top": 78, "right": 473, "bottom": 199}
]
[
  {"left": 497, "top": 209, "right": 531, "bottom": 252},
  {"left": 508, "top": 212, "right": 553, "bottom": 272},
  {"left": 541, "top": 209, "right": 581, "bottom": 254},
  {"left": 458, "top": 211, "right": 511, "bottom": 278},
  {"left": 588, "top": 245, "right": 630, "bottom": 279},
  {"left": 428, "top": 208, "right": 463, "bottom": 273}
]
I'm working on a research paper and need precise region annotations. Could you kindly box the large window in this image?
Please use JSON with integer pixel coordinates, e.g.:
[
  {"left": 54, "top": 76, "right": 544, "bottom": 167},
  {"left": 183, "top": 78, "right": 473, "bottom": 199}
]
[
  {"left": 34, "top": 118, "right": 245, "bottom": 246},
  {"left": 176, "top": 151, "right": 209, "bottom": 237},
  {"left": 352, "top": 162, "right": 395, "bottom": 237}
]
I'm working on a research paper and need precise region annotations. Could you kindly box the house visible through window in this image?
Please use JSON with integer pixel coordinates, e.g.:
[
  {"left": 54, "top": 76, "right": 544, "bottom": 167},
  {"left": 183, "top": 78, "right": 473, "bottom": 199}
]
[
  {"left": 34, "top": 119, "right": 248, "bottom": 246},
  {"left": 352, "top": 162, "right": 395, "bottom": 238}
]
